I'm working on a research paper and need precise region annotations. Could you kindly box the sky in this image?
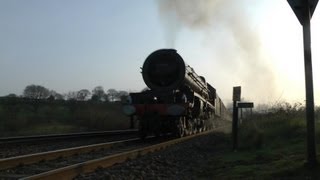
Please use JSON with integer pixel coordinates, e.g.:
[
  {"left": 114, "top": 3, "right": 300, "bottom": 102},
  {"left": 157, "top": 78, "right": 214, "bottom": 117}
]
[{"left": 0, "top": 0, "right": 320, "bottom": 105}]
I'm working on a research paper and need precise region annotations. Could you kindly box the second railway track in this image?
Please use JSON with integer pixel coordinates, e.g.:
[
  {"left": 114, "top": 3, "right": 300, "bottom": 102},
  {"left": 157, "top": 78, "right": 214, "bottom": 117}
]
[
  {"left": 0, "top": 129, "right": 138, "bottom": 158},
  {"left": 0, "top": 129, "right": 138, "bottom": 145}
]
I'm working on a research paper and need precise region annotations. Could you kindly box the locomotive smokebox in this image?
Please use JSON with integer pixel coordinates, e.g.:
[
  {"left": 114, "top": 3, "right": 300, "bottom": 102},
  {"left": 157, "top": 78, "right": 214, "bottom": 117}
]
[
  {"left": 142, "top": 49, "right": 209, "bottom": 98},
  {"left": 142, "top": 49, "right": 186, "bottom": 91}
]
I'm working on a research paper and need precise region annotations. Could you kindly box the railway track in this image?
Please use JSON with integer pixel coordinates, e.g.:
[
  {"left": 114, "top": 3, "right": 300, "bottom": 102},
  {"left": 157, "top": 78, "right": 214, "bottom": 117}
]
[
  {"left": 0, "top": 129, "right": 216, "bottom": 180},
  {"left": 0, "top": 137, "right": 145, "bottom": 179},
  {"left": 0, "top": 129, "right": 138, "bottom": 144}
]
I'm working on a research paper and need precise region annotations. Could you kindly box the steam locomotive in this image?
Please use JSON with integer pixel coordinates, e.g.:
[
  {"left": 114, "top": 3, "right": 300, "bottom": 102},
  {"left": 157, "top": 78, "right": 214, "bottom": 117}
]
[{"left": 123, "top": 49, "right": 227, "bottom": 138}]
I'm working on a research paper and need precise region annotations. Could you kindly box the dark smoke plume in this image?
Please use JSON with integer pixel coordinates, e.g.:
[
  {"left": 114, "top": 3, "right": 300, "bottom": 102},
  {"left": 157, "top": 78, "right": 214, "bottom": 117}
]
[{"left": 157, "top": 0, "right": 277, "bottom": 103}]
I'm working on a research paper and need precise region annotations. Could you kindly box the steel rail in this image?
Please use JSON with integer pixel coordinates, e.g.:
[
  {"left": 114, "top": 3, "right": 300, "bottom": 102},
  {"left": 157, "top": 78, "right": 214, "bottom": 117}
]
[
  {"left": 0, "top": 138, "right": 140, "bottom": 171},
  {"left": 22, "top": 129, "right": 216, "bottom": 180},
  {"left": 0, "top": 129, "right": 138, "bottom": 144}
]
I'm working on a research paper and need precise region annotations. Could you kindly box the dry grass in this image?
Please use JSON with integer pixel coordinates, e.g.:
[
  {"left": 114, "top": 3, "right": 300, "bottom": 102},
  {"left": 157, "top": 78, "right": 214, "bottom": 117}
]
[{"left": 196, "top": 102, "right": 320, "bottom": 179}]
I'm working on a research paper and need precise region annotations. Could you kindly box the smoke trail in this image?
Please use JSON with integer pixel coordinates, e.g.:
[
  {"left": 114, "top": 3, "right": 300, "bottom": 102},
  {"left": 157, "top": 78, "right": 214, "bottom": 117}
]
[
  {"left": 157, "top": 0, "right": 277, "bottom": 103},
  {"left": 157, "top": 0, "right": 222, "bottom": 46},
  {"left": 157, "top": 2, "right": 181, "bottom": 48}
]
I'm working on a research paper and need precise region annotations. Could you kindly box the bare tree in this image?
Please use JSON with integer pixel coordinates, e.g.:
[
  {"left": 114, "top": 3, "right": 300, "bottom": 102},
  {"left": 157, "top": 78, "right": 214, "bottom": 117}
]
[
  {"left": 66, "top": 91, "right": 78, "bottom": 100},
  {"left": 77, "top": 89, "right": 91, "bottom": 101},
  {"left": 107, "top": 89, "right": 118, "bottom": 102},
  {"left": 103, "top": 93, "right": 110, "bottom": 102},
  {"left": 6, "top": 93, "right": 17, "bottom": 98},
  {"left": 54, "top": 93, "right": 64, "bottom": 100},
  {"left": 92, "top": 86, "right": 105, "bottom": 101},
  {"left": 48, "top": 90, "right": 64, "bottom": 100},
  {"left": 23, "top": 84, "right": 50, "bottom": 99},
  {"left": 118, "top": 90, "right": 129, "bottom": 102}
]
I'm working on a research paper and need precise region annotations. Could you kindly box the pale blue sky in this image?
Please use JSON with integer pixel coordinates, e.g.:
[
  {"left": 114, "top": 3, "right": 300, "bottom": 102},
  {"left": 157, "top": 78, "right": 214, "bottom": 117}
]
[
  {"left": 0, "top": 0, "right": 166, "bottom": 94},
  {"left": 1, "top": 0, "right": 320, "bottom": 104}
]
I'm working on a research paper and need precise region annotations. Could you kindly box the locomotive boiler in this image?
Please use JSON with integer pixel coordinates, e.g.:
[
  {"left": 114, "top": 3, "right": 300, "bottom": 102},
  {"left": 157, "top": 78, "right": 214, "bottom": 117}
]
[{"left": 123, "top": 49, "right": 225, "bottom": 138}]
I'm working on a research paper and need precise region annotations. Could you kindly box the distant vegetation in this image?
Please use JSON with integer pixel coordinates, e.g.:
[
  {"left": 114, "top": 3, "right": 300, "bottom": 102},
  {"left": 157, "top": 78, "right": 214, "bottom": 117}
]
[
  {"left": 0, "top": 84, "right": 132, "bottom": 137},
  {"left": 19, "top": 84, "right": 129, "bottom": 102}
]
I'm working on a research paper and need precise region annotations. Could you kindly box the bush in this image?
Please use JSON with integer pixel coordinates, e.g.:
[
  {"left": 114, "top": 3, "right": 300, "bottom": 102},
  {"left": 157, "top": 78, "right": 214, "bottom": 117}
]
[
  {"left": 54, "top": 106, "right": 71, "bottom": 122},
  {"left": 238, "top": 102, "right": 307, "bottom": 150}
]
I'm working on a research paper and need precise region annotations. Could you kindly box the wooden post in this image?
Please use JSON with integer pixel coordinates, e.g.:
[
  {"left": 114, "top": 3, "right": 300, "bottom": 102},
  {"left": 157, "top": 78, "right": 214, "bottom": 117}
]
[
  {"left": 232, "top": 86, "right": 241, "bottom": 151},
  {"left": 232, "top": 101, "right": 239, "bottom": 151}
]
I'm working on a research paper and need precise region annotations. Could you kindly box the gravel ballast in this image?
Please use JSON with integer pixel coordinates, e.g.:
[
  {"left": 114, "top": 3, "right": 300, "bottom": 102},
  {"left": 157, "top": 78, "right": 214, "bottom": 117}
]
[
  {"left": 0, "top": 135, "right": 137, "bottom": 158},
  {"left": 76, "top": 120, "right": 231, "bottom": 180}
]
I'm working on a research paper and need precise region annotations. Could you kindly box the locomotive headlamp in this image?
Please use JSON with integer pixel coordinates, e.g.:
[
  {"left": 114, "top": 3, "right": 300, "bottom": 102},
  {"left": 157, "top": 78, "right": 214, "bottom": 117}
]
[
  {"left": 122, "top": 105, "right": 136, "bottom": 116},
  {"left": 167, "top": 105, "right": 185, "bottom": 116}
]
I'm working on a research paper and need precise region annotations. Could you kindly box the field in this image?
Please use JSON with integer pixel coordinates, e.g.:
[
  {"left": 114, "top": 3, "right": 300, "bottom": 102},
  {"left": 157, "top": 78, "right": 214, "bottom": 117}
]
[{"left": 0, "top": 98, "right": 130, "bottom": 137}]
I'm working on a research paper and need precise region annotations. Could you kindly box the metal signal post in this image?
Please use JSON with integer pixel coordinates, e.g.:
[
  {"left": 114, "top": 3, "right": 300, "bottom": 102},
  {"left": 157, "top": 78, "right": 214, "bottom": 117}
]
[
  {"left": 287, "top": 0, "right": 318, "bottom": 166},
  {"left": 302, "top": 1, "right": 317, "bottom": 166}
]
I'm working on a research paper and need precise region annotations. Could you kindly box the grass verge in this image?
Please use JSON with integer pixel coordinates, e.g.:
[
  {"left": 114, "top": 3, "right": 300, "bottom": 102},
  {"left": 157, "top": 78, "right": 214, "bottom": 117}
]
[{"left": 195, "top": 104, "right": 320, "bottom": 179}]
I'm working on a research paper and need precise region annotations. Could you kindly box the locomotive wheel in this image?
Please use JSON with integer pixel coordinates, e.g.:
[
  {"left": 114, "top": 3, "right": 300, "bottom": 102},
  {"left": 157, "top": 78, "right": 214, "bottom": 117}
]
[
  {"left": 176, "top": 117, "right": 185, "bottom": 137},
  {"left": 139, "top": 128, "right": 147, "bottom": 139},
  {"left": 193, "top": 126, "right": 197, "bottom": 134},
  {"left": 198, "top": 120, "right": 204, "bottom": 133},
  {"left": 139, "top": 117, "right": 148, "bottom": 139},
  {"left": 153, "top": 115, "right": 161, "bottom": 138},
  {"left": 194, "top": 120, "right": 199, "bottom": 134},
  {"left": 198, "top": 126, "right": 203, "bottom": 133},
  {"left": 185, "top": 120, "right": 193, "bottom": 135},
  {"left": 154, "top": 129, "right": 161, "bottom": 138},
  {"left": 139, "top": 125, "right": 147, "bottom": 139},
  {"left": 191, "top": 119, "right": 197, "bottom": 134}
]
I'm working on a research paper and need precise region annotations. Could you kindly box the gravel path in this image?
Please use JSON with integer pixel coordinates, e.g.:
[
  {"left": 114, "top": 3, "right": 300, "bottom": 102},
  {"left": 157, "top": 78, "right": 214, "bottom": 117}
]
[{"left": 76, "top": 120, "right": 231, "bottom": 180}]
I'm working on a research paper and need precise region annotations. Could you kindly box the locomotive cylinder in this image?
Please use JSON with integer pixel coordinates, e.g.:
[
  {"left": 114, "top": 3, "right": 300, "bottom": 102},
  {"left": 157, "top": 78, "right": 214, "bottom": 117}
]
[{"left": 142, "top": 49, "right": 209, "bottom": 98}]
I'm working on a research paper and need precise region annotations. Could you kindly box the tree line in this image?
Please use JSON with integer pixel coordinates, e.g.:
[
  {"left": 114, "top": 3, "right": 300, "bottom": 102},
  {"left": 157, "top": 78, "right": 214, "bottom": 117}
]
[{"left": 5, "top": 84, "right": 129, "bottom": 102}]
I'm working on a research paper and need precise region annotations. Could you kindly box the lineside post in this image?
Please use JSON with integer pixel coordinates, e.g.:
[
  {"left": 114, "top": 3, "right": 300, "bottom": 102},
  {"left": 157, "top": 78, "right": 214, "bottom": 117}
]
[
  {"left": 232, "top": 100, "right": 238, "bottom": 151},
  {"left": 232, "top": 86, "right": 241, "bottom": 151}
]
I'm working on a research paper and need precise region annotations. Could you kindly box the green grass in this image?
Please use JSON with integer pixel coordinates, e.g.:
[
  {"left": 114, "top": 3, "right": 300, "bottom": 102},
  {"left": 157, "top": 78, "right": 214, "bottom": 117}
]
[
  {"left": 195, "top": 103, "right": 320, "bottom": 179},
  {"left": 197, "top": 137, "right": 319, "bottom": 179}
]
